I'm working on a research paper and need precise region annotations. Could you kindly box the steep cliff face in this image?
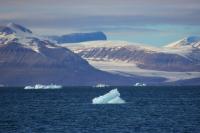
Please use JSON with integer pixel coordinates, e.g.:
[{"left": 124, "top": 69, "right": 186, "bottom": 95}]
[{"left": 48, "top": 32, "right": 107, "bottom": 43}]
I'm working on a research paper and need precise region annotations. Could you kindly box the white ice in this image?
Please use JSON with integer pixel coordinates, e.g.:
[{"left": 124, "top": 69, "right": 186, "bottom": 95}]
[
  {"left": 92, "top": 89, "right": 125, "bottom": 104},
  {"left": 134, "top": 83, "right": 146, "bottom": 86},
  {"left": 94, "top": 83, "right": 110, "bottom": 88},
  {"left": 24, "top": 84, "right": 62, "bottom": 89}
]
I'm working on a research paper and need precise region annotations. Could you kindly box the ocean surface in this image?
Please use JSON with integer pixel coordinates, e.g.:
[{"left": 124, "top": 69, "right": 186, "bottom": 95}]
[{"left": 0, "top": 86, "right": 200, "bottom": 133}]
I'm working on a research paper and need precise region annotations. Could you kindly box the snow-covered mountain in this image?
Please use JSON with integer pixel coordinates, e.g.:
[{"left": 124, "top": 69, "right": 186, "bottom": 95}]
[
  {"left": 48, "top": 32, "right": 107, "bottom": 44},
  {"left": 0, "top": 23, "right": 165, "bottom": 86},
  {"left": 163, "top": 36, "right": 200, "bottom": 64},
  {"left": 165, "top": 36, "right": 200, "bottom": 49},
  {"left": 66, "top": 40, "right": 200, "bottom": 72},
  {"left": 63, "top": 40, "right": 200, "bottom": 83},
  {"left": 0, "top": 23, "right": 32, "bottom": 35}
]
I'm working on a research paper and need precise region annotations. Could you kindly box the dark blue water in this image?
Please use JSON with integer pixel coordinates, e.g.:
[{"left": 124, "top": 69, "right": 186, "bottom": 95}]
[{"left": 0, "top": 86, "right": 200, "bottom": 133}]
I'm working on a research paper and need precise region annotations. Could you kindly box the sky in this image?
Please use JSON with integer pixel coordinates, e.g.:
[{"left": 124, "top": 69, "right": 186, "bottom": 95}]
[{"left": 0, "top": 0, "right": 200, "bottom": 46}]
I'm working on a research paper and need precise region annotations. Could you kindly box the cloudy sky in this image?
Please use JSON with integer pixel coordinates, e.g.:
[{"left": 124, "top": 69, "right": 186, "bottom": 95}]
[{"left": 0, "top": 0, "right": 200, "bottom": 46}]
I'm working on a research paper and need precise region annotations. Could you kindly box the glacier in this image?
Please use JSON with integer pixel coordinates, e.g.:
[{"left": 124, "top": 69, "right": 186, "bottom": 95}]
[{"left": 92, "top": 89, "right": 125, "bottom": 104}]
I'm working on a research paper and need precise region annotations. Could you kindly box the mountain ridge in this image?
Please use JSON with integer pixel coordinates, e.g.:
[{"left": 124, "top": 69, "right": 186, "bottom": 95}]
[
  {"left": 0, "top": 23, "right": 166, "bottom": 86},
  {"left": 66, "top": 40, "right": 200, "bottom": 72}
]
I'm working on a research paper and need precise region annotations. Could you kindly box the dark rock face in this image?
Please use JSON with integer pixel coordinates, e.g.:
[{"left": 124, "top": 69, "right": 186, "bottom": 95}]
[
  {"left": 0, "top": 42, "right": 87, "bottom": 68},
  {"left": 49, "top": 32, "right": 107, "bottom": 43}
]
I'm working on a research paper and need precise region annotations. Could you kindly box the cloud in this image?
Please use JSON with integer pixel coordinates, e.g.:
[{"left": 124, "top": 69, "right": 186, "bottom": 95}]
[
  {"left": 0, "top": 0, "right": 200, "bottom": 45},
  {"left": 1, "top": 0, "right": 200, "bottom": 27}
]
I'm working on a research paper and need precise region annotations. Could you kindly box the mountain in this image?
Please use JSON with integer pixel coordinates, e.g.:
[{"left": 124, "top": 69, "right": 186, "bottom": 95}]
[
  {"left": 164, "top": 36, "right": 200, "bottom": 64},
  {"left": 48, "top": 32, "right": 107, "bottom": 44},
  {"left": 66, "top": 41, "right": 200, "bottom": 72},
  {"left": 63, "top": 40, "right": 200, "bottom": 83},
  {"left": 0, "top": 23, "right": 32, "bottom": 35},
  {"left": 0, "top": 23, "right": 165, "bottom": 86},
  {"left": 165, "top": 36, "right": 200, "bottom": 49}
]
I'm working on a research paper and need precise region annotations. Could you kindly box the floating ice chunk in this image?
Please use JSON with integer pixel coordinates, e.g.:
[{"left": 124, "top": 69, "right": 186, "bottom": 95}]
[
  {"left": 24, "top": 84, "right": 62, "bottom": 89},
  {"left": 134, "top": 82, "right": 146, "bottom": 86},
  {"left": 24, "top": 86, "right": 34, "bottom": 89},
  {"left": 94, "top": 83, "right": 110, "bottom": 88},
  {"left": 92, "top": 89, "right": 125, "bottom": 104}
]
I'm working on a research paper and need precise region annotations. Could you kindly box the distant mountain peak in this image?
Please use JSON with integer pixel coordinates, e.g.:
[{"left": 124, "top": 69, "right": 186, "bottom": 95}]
[
  {"left": 0, "top": 23, "right": 52, "bottom": 53},
  {"left": 165, "top": 36, "right": 200, "bottom": 49},
  {"left": 6, "top": 22, "right": 32, "bottom": 34}
]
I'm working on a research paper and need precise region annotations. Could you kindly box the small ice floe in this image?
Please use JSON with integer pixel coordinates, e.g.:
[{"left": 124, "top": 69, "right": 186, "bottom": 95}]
[
  {"left": 134, "top": 82, "right": 146, "bottom": 86},
  {"left": 92, "top": 89, "right": 125, "bottom": 104},
  {"left": 94, "top": 83, "right": 110, "bottom": 88},
  {"left": 24, "top": 84, "right": 62, "bottom": 89},
  {"left": 24, "top": 86, "right": 34, "bottom": 89}
]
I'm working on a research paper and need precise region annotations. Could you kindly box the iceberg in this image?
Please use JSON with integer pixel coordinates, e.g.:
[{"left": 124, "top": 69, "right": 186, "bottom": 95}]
[
  {"left": 24, "top": 84, "right": 62, "bottom": 89},
  {"left": 94, "top": 83, "right": 110, "bottom": 88},
  {"left": 24, "top": 86, "right": 34, "bottom": 89},
  {"left": 134, "top": 82, "right": 146, "bottom": 86},
  {"left": 92, "top": 89, "right": 125, "bottom": 104}
]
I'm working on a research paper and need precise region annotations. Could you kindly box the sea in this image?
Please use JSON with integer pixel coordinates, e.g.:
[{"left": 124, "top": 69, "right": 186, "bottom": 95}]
[{"left": 0, "top": 86, "right": 200, "bottom": 133}]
